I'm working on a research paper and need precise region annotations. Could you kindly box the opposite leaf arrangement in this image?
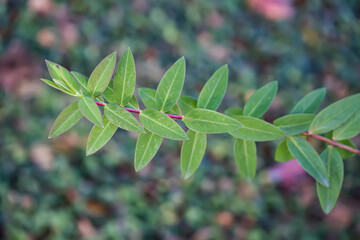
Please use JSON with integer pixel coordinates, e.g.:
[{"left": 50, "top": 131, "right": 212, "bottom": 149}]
[{"left": 41, "top": 48, "right": 360, "bottom": 214}]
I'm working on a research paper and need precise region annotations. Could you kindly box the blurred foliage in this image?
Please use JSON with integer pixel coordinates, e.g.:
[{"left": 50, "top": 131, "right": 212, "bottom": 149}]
[{"left": 1, "top": 0, "right": 360, "bottom": 239}]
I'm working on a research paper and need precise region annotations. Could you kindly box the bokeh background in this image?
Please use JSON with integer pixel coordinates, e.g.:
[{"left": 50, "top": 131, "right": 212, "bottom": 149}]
[{"left": 1, "top": 0, "right": 360, "bottom": 239}]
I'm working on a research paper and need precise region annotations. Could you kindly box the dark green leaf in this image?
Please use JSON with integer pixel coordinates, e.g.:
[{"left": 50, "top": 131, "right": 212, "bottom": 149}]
[
  {"left": 274, "top": 114, "right": 315, "bottom": 136},
  {"left": 178, "top": 95, "right": 197, "bottom": 114},
  {"left": 86, "top": 116, "right": 117, "bottom": 155},
  {"left": 139, "top": 109, "right": 188, "bottom": 140},
  {"left": 316, "top": 147, "right": 344, "bottom": 214},
  {"left": 78, "top": 96, "right": 103, "bottom": 127},
  {"left": 103, "top": 79, "right": 116, "bottom": 103},
  {"left": 275, "top": 139, "right": 294, "bottom": 162},
  {"left": 181, "top": 130, "right": 207, "bottom": 179},
  {"left": 333, "top": 110, "right": 360, "bottom": 140},
  {"left": 291, "top": 88, "right": 326, "bottom": 114},
  {"left": 183, "top": 109, "right": 242, "bottom": 133},
  {"left": 230, "top": 116, "right": 285, "bottom": 141},
  {"left": 234, "top": 138, "right": 257, "bottom": 182},
  {"left": 138, "top": 88, "right": 156, "bottom": 109},
  {"left": 49, "top": 102, "right": 82, "bottom": 138},
  {"left": 197, "top": 65, "right": 228, "bottom": 110},
  {"left": 225, "top": 108, "right": 243, "bottom": 117},
  {"left": 87, "top": 52, "right": 117, "bottom": 98},
  {"left": 287, "top": 136, "right": 329, "bottom": 187},
  {"left": 134, "top": 129, "right": 163, "bottom": 172},
  {"left": 125, "top": 95, "right": 140, "bottom": 110},
  {"left": 243, "top": 81, "right": 278, "bottom": 118},
  {"left": 155, "top": 57, "right": 186, "bottom": 112}
]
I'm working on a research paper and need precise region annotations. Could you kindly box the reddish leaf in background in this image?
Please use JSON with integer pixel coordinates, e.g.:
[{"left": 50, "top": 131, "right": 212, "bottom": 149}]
[{"left": 248, "top": 0, "right": 295, "bottom": 21}]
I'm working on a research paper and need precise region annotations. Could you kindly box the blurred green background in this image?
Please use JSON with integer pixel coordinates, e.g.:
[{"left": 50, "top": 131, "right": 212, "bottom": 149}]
[{"left": 1, "top": 0, "right": 360, "bottom": 239}]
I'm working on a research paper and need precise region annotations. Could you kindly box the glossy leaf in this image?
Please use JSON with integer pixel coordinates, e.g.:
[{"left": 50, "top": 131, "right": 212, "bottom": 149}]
[
  {"left": 49, "top": 102, "right": 82, "bottom": 138},
  {"left": 291, "top": 88, "right": 326, "bottom": 114},
  {"left": 197, "top": 65, "right": 228, "bottom": 110},
  {"left": 181, "top": 130, "right": 207, "bottom": 179},
  {"left": 287, "top": 136, "right": 329, "bottom": 187},
  {"left": 86, "top": 116, "right": 117, "bottom": 155},
  {"left": 275, "top": 139, "right": 294, "bottom": 162},
  {"left": 178, "top": 95, "right": 197, "bottom": 114},
  {"left": 138, "top": 88, "right": 157, "bottom": 109},
  {"left": 134, "top": 129, "right": 163, "bottom": 172},
  {"left": 139, "top": 109, "right": 188, "bottom": 140},
  {"left": 125, "top": 95, "right": 140, "bottom": 110},
  {"left": 309, "top": 93, "right": 360, "bottom": 134},
  {"left": 274, "top": 114, "right": 315, "bottom": 136},
  {"left": 243, "top": 81, "right": 278, "bottom": 118},
  {"left": 78, "top": 96, "right": 103, "bottom": 127},
  {"left": 225, "top": 108, "right": 243, "bottom": 117},
  {"left": 104, "top": 103, "right": 144, "bottom": 133},
  {"left": 316, "top": 147, "right": 344, "bottom": 214},
  {"left": 155, "top": 57, "right": 186, "bottom": 112},
  {"left": 113, "top": 48, "right": 136, "bottom": 106},
  {"left": 71, "top": 71, "right": 88, "bottom": 95},
  {"left": 234, "top": 138, "right": 257, "bottom": 182},
  {"left": 230, "top": 116, "right": 285, "bottom": 141},
  {"left": 46, "top": 60, "right": 81, "bottom": 94},
  {"left": 183, "top": 109, "right": 242, "bottom": 134},
  {"left": 87, "top": 52, "right": 117, "bottom": 98},
  {"left": 333, "top": 110, "right": 360, "bottom": 140}
]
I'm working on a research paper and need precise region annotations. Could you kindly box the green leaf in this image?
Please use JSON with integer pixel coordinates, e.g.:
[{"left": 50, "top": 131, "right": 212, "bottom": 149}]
[
  {"left": 87, "top": 52, "right": 117, "bottom": 98},
  {"left": 181, "top": 130, "right": 207, "bottom": 179},
  {"left": 134, "top": 129, "right": 163, "bottom": 172},
  {"left": 167, "top": 104, "right": 182, "bottom": 115},
  {"left": 49, "top": 102, "right": 83, "bottom": 138},
  {"left": 309, "top": 93, "right": 360, "bottom": 134},
  {"left": 113, "top": 48, "right": 136, "bottom": 106},
  {"left": 243, "top": 81, "right": 278, "bottom": 118},
  {"left": 234, "top": 138, "right": 257, "bottom": 182},
  {"left": 316, "top": 146, "right": 344, "bottom": 214},
  {"left": 86, "top": 116, "right": 117, "bottom": 155},
  {"left": 104, "top": 103, "right": 144, "bottom": 133},
  {"left": 138, "top": 88, "right": 157, "bottom": 109},
  {"left": 71, "top": 71, "right": 88, "bottom": 95},
  {"left": 333, "top": 110, "right": 360, "bottom": 140},
  {"left": 40, "top": 78, "right": 74, "bottom": 96},
  {"left": 78, "top": 96, "right": 103, "bottom": 127},
  {"left": 324, "top": 132, "right": 356, "bottom": 159},
  {"left": 229, "top": 116, "right": 285, "bottom": 141},
  {"left": 178, "top": 95, "right": 197, "bottom": 114},
  {"left": 103, "top": 79, "right": 116, "bottom": 103},
  {"left": 155, "top": 57, "right": 186, "bottom": 112},
  {"left": 45, "top": 60, "right": 81, "bottom": 94},
  {"left": 273, "top": 114, "right": 315, "bottom": 136},
  {"left": 197, "top": 65, "right": 228, "bottom": 110},
  {"left": 53, "top": 78, "right": 74, "bottom": 93},
  {"left": 139, "top": 109, "right": 188, "bottom": 140},
  {"left": 183, "top": 109, "right": 242, "bottom": 134},
  {"left": 225, "top": 108, "right": 243, "bottom": 117},
  {"left": 275, "top": 139, "right": 294, "bottom": 162},
  {"left": 291, "top": 88, "right": 326, "bottom": 114},
  {"left": 125, "top": 95, "right": 140, "bottom": 110},
  {"left": 287, "top": 136, "right": 329, "bottom": 187}
]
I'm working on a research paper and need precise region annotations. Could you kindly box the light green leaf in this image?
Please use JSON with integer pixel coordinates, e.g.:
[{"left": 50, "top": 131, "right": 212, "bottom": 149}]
[
  {"left": 125, "top": 95, "right": 140, "bottom": 110},
  {"left": 225, "top": 108, "right": 243, "bottom": 117},
  {"left": 181, "top": 130, "right": 207, "bottom": 179},
  {"left": 183, "top": 109, "right": 242, "bottom": 134},
  {"left": 229, "top": 116, "right": 285, "bottom": 141},
  {"left": 316, "top": 146, "right": 344, "bottom": 214},
  {"left": 155, "top": 57, "right": 186, "bottom": 112},
  {"left": 333, "top": 110, "right": 360, "bottom": 140},
  {"left": 45, "top": 60, "right": 81, "bottom": 94},
  {"left": 287, "top": 136, "right": 329, "bottom": 187},
  {"left": 291, "top": 88, "right": 326, "bottom": 114},
  {"left": 243, "top": 81, "right": 278, "bottom": 118},
  {"left": 113, "top": 48, "right": 136, "bottom": 106},
  {"left": 274, "top": 114, "right": 315, "bottom": 136},
  {"left": 71, "top": 71, "right": 88, "bottom": 95},
  {"left": 167, "top": 104, "right": 182, "bottom": 115},
  {"left": 103, "top": 79, "right": 116, "bottom": 103},
  {"left": 139, "top": 108, "right": 188, "bottom": 140},
  {"left": 197, "top": 65, "right": 228, "bottom": 110},
  {"left": 86, "top": 116, "right": 117, "bottom": 155},
  {"left": 53, "top": 78, "right": 73, "bottom": 93},
  {"left": 49, "top": 102, "right": 82, "bottom": 138},
  {"left": 234, "top": 138, "right": 257, "bottom": 182},
  {"left": 104, "top": 103, "right": 144, "bottom": 133},
  {"left": 87, "top": 52, "right": 117, "bottom": 98},
  {"left": 138, "top": 88, "right": 156, "bottom": 109},
  {"left": 309, "top": 93, "right": 360, "bottom": 134},
  {"left": 275, "top": 139, "right": 294, "bottom": 162},
  {"left": 78, "top": 96, "right": 103, "bottom": 127},
  {"left": 134, "top": 129, "right": 163, "bottom": 172},
  {"left": 40, "top": 78, "right": 75, "bottom": 96},
  {"left": 178, "top": 95, "right": 197, "bottom": 114}
]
